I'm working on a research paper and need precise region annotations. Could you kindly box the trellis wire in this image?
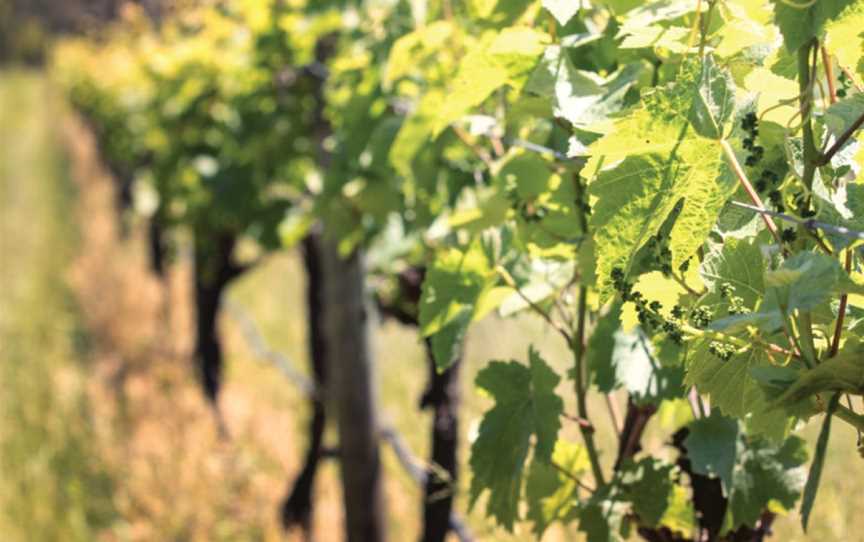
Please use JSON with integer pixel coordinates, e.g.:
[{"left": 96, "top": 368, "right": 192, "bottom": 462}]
[
  {"left": 223, "top": 298, "right": 475, "bottom": 542},
  {"left": 729, "top": 201, "right": 864, "bottom": 242}
]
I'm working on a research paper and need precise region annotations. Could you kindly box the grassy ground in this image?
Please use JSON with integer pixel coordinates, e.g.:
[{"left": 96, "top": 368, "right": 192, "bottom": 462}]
[
  {"left": 1, "top": 70, "right": 861, "bottom": 541},
  {"left": 0, "top": 71, "right": 117, "bottom": 540}
]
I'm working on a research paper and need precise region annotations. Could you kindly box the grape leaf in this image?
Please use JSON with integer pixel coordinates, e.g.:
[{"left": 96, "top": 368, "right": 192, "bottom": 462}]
[
  {"left": 433, "top": 27, "right": 548, "bottom": 135},
  {"left": 824, "top": 92, "right": 864, "bottom": 138},
  {"left": 728, "top": 436, "right": 808, "bottom": 528},
  {"left": 686, "top": 345, "right": 789, "bottom": 440},
  {"left": 527, "top": 46, "right": 643, "bottom": 127},
  {"left": 419, "top": 244, "right": 497, "bottom": 369},
  {"left": 823, "top": 0, "right": 864, "bottom": 76},
  {"left": 772, "top": 349, "right": 864, "bottom": 406},
  {"left": 620, "top": 458, "right": 676, "bottom": 528},
  {"left": 683, "top": 412, "right": 739, "bottom": 494},
  {"left": 699, "top": 237, "right": 765, "bottom": 308},
  {"left": 542, "top": 0, "right": 580, "bottom": 26},
  {"left": 801, "top": 394, "right": 840, "bottom": 532},
  {"left": 587, "top": 59, "right": 738, "bottom": 300},
  {"left": 525, "top": 439, "right": 589, "bottom": 536},
  {"left": 764, "top": 251, "right": 864, "bottom": 312},
  {"left": 588, "top": 302, "right": 623, "bottom": 392},
  {"left": 578, "top": 486, "right": 630, "bottom": 542},
  {"left": 772, "top": 0, "right": 858, "bottom": 52},
  {"left": 469, "top": 349, "right": 563, "bottom": 530}
]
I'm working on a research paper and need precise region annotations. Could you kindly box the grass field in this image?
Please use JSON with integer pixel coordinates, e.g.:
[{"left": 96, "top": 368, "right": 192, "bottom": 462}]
[{"left": 1, "top": 70, "right": 861, "bottom": 541}]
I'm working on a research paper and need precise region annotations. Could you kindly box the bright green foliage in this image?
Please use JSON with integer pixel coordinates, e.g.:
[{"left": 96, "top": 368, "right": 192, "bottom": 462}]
[
  {"left": 525, "top": 439, "right": 589, "bottom": 536},
  {"left": 728, "top": 436, "right": 807, "bottom": 528},
  {"left": 684, "top": 412, "right": 740, "bottom": 493},
  {"left": 419, "top": 244, "right": 497, "bottom": 369},
  {"left": 772, "top": 0, "right": 858, "bottom": 51},
  {"left": 469, "top": 349, "right": 563, "bottom": 530},
  {"left": 824, "top": 1, "right": 864, "bottom": 77},
  {"left": 587, "top": 59, "right": 738, "bottom": 299},
  {"left": 801, "top": 394, "right": 839, "bottom": 531},
  {"left": 541, "top": 0, "right": 580, "bottom": 26},
  {"left": 774, "top": 350, "right": 864, "bottom": 406},
  {"left": 57, "top": 0, "right": 864, "bottom": 538},
  {"left": 433, "top": 27, "right": 549, "bottom": 135}
]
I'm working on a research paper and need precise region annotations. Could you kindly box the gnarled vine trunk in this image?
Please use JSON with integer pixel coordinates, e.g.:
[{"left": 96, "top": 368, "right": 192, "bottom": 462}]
[
  {"left": 193, "top": 230, "right": 243, "bottom": 405},
  {"left": 322, "top": 243, "right": 385, "bottom": 542},
  {"left": 420, "top": 341, "right": 461, "bottom": 542},
  {"left": 281, "top": 232, "right": 328, "bottom": 534}
]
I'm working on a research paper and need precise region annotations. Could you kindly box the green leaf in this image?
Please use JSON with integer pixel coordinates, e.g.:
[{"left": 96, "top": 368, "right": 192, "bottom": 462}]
[
  {"left": 578, "top": 486, "right": 630, "bottom": 542},
  {"left": 618, "top": 0, "right": 699, "bottom": 36},
  {"left": 801, "top": 394, "right": 840, "bottom": 532},
  {"left": 765, "top": 251, "right": 864, "bottom": 313},
  {"left": 390, "top": 90, "right": 443, "bottom": 178},
  {"left": 684, "top": 412, "right": 739, "bottom": 494},
  {"left": 613, "top": 331, "right": 685, "bottom": 404},
  {"left": 469, "top": 349, "right": 563, "bottom": 530},
  {"left": 728, "top": 435, "right": 808, "bottom": 528},
  {"left": 621, "top": 458, "right": 675, "bottom": 527},
  {"left": 814, "top": 179, "right": 864, "bottom": 250},
  {"left": 527, "top": 47, "right": 643, "bottom": 127},
  {"left": 619, "top": 25, "right": 690, "bottom": 53},
  {"left": 587, "top": 60, "right": 738, "bottom": 299},
  {"left": 772, "top": 0, "right": 858, "bottom": 52},
  {"left": 434, "top": 27, "right": 548, "bottom": 135},
  {"left": 686, "top": 345, "right": 790, "bottom": 440},
  {"left": 689, "top": 55, "right": 736, "bottom": 140},
  {"left": 699, "top": 237, "right": 765, "bottom": 308},
  {"left": 542, "top": 0, "right": 580, "bottom": 26},
  {"left": 773, "top": 349, "right": 864, "bottom": 407},
  {"left": 823, "top": 0, "right": 864, "bottom": 77},
  {"left": 525, "top": 439, "right": 590, "bottom": 537},
  {"left": 419, "top": 244, "right": 496, "bottom": 369},
  {"left": 587, "top": 302, "right": 623, "bottom": 392},
  {"left": 824, "top": 92, "right": 864, "bottom": 137}
]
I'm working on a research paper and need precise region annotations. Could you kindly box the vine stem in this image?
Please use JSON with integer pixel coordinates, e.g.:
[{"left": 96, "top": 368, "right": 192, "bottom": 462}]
[
  {"left": 494, "top": 266, "right": 572, "bottom": 344},
  {"left": 719, "top": 139, "right": 783, "bottom": 245},
  {"left": 797, "top": 40, "right": 820, "bottom": 190},
  {"left": 573, "top": 286, "right": 606, "bottom": 486},
  {"left": 797, "top": 41, "right": 821, "bottom": 363},
  {"left": 818, "top": 110, "right": 864, "bottom": 166},
  {"left": 834, "top": 404, "right": 864, "bottom": 433},
  {"left": 571, "top": 172, "right": 605, "bottom": 486},
  {"left": 821, "top": 45, "right": 837, "bottom": 104}
]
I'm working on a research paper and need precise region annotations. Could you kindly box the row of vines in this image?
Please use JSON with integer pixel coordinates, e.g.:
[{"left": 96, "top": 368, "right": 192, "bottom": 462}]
[{"left": 53, "top": 0, "right": 864, "bottom": 540}]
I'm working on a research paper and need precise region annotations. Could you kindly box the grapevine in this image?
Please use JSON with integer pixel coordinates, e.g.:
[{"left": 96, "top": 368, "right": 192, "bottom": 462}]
[{"left": 51, "top": 0, "right": 864, "bottom": 540}]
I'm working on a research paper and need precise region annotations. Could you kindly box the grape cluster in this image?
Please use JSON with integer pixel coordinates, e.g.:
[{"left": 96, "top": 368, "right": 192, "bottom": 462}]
[
  {"left": 719, "top": 283, "right": 749, "bottom": 315},
  {"left": 611, "top": 268, "right": 684, "bottom": 344},
  {"left": 837, "top": 70, "right": 853, "bottom": 99},
  {"left": 708, "top": 341, "right": 735, "bottom": 361},
  {"left": 792, "top": 190, "right": 817, "bottom": 218},
  {"left": 641, "top": 233, "right": 673, "bottom": 275},
  {"left": 741, "top": 113, "right": 764, "bottom": 167},
  {"left": 780, "top": 228, "right": 797, "bottom": 243},
  {"left": 753, "top": 169, "right": 780, "bottom": 194},
  {"left": 690, "top": 306, "right": 713, "bottom": 329}
]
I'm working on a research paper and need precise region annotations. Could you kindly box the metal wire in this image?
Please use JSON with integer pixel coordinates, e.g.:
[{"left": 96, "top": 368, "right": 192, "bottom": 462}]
[{"left": 223, "top": 298, "right": 475, "bottom": 542}]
